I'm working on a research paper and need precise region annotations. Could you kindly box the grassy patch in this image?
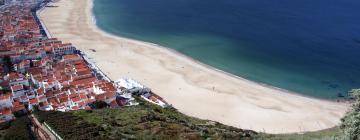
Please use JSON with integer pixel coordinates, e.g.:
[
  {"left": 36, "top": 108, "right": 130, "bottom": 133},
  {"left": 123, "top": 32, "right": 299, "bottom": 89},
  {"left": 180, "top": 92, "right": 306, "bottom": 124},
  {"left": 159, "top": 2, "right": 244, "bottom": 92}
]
[
  {"left": 34, "top": 97, "right": 345, "bottom": 139},
  {"left": 0, "top": 121, "right": 11, "bottom": 139},
  {"left": 255, "top": 127, "right": 342, "bottom": 140},
  {"left": 36, "top": 98, "right": 256, "bottom": 139},
  {"left": 73, "top": 98, "right": 256, "bottom": 139},
  {"left": 35, "top": 111, "right": 103, "bottom": 140},
  {"left": 0, "top": 116, "right": 33, "bottom": 140}
]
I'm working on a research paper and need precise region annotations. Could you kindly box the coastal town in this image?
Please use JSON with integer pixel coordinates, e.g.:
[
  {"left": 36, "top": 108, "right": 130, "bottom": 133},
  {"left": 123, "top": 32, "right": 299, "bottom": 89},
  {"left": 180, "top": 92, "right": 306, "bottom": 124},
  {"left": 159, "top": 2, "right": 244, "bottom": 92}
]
[
  {"left": 0, "top": 0, "right": 356, "bottom": 138},
  {"left": 0, "top": 0, "right": 167, "bottom": 124}
]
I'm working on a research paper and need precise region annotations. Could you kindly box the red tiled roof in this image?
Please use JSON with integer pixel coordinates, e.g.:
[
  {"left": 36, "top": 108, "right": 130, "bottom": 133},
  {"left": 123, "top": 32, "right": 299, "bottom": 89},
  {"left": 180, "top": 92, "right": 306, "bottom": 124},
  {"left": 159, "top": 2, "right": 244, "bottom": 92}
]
[
  {"left": 85, "top": 99, "right": 96, "bottom": 104},
  {"left": 84, "top": 106, "right": 91, "bottom": 110},
  {"left": 79, "top": 93, "right": 87, "bottom": 100},
  {"left": 69, "top": 94, "right": 78, "bottom": 98},
  {"left": 71, "top": 106, "right": 79, "bottom": 110},
  {"left": 12, "top": 101, "right": 21, "bottom": 106},
  {"left": 109, "top": 100, "right": 119, "bottom": 108},
  {"left": 71, "top": 97, "right": 81, "bottom": 103},
  {"left": 38, "top": 95, "right": 46, "bottom": 101},
  {"left": 95, "top": 94, "right": 106, "bottom": 101},
  {"left": 63, "top": 54, "right": 80, "bottom": 60},
  {"left": 57, "top": 93, "right": 68, "bottom": 99},
  {"left": 0, "top": 108, "right": 12, "bottom": 115},
  {"left": 76, "top": 70, "right": 91, "bottom": 76},
  {"left": 105, "top": 92, "right": 115, "bottom": 98},
  {"left": 78, "top": 101, "right": 86, "bottom": 106},
  {"left": 9, "top": 72, "right": 23, "bottom": 80},
  {"left": 39, "top": 101, "right": 49, "bottom": 107},
  {"left": 0, "top": 94, "right": 10, "bottom": 100},
  {"left": 37, "top": 88, "right": 44, "bottom": 95},
  {"left": 29, "top": 98, "right": 38, "bottom": 105},
  {"left": 149, "top": 96, "right": 158, "bottom": 102},
  {"left": 12, "top": 104, "right": 25, "bottom": 112},
  {"left": 48, "top": 97, "right": 59, "bottom": 105},
  {"left": 20, "top": 95, "right": 28, "bottom": 100},
  {"left": 45, "top": 91, "right": 54, "bottom": 98},
  {"left": 11, "top": 84, "right": 23, "bottom": 91},
  {"left": 59, "top": 97, "right": 69, "bottom": 103},
  {"left": 70, "top": 76, "right": 97, "bottom": 86}
]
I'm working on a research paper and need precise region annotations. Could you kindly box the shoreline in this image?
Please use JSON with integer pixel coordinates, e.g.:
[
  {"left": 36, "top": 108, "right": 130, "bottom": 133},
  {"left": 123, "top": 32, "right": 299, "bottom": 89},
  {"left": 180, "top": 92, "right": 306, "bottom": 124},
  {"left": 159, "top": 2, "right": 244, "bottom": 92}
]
[
  {"left": 40, "top": 0, "right": 348, "bottom": 134},
  {"left": 87, "top": 0, "right": 342, "bottom": 103}
]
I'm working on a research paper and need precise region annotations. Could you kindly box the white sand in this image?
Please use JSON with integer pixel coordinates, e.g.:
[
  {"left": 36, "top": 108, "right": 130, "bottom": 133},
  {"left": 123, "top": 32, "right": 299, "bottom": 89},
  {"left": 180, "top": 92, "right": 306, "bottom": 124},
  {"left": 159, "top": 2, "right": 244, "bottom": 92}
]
[{"left": 39, "top": 0, "right": 348, "bottom": 134}]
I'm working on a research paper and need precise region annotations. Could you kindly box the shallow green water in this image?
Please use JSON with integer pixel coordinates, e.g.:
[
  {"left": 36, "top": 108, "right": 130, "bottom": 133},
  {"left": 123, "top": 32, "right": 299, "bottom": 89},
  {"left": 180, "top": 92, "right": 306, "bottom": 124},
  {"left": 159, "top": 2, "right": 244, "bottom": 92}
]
[{"left": 93, "top": 0, "right": 360, "bottom": 99}]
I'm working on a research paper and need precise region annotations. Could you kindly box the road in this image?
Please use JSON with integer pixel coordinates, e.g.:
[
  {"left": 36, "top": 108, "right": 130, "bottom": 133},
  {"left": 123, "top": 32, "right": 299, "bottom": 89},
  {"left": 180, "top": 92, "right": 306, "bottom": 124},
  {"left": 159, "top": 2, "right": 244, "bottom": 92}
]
[{"left": 28, "top": 115, "right": 57, "bottom": 140}]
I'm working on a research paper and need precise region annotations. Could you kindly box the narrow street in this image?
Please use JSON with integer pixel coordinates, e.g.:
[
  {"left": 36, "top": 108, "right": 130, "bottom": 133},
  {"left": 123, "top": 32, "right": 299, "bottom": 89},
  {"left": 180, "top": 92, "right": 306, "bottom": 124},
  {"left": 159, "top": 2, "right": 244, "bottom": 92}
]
[{"left": 28, "top": 115, "right": 56, "bottom": 140}]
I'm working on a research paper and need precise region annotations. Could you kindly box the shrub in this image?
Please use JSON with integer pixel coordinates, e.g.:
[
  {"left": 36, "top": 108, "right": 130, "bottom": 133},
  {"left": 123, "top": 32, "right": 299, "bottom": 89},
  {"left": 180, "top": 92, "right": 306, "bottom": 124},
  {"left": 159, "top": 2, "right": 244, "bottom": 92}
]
[
  {"left": 2, "top": 116, "right": 33, "bottom": 140},
  {"left": 89, "top": 101, "right": 109, "bottom": 109},
  {"left": 34, "top": 111, "right": 103, "bottom": 140},
  {"left": 340, "top": 89, "right": 360, "bottom": 140}
]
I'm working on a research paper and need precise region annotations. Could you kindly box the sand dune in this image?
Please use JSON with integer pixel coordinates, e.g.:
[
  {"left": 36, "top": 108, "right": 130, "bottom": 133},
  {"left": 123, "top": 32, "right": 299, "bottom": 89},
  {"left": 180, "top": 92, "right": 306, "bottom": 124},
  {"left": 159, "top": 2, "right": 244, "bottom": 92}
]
[{"left": 39, "top": 0, "right": 348, "bottom": 134}]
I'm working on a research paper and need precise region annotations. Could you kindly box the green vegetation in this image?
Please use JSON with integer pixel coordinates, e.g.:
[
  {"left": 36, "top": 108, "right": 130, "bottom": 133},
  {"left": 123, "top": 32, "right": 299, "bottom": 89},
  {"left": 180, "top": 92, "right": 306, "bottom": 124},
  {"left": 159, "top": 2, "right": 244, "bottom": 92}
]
[
  {"left": 0, "top": 116, "right": 33, "bottom": 140},
  {"left": 0, "top": 121, "right": 11, "bottom": 139},
  {"left": 340, "top": 89, "right": 360, "bottom": 140},
  {"left": 35, "top": 111, "right": 103, "bottom": 139},
  {"left": 89, "top": 100, "right": 109, "bottom": 109},
  {"left": 255, "top": 127, "right": 342, "bottom": 140},
  {"left": 32, "top": 89, "right": 360, "bottom": 140},
  {"left": 35, "top": 98, "right": 255, "bottom": 140}
]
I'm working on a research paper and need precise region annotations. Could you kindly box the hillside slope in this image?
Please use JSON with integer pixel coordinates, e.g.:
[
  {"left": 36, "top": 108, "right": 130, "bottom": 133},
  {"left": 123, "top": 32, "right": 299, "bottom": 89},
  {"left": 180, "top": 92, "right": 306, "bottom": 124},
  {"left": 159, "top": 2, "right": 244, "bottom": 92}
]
[{"left": 35, "top": 99, "right": 256, "bottom": 140}]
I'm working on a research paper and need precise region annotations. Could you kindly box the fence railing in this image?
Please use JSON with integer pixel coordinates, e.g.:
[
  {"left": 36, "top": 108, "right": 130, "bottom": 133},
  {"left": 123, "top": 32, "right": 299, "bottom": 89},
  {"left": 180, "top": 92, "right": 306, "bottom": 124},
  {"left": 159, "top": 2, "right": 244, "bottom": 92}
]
[{"left": 43, "top": 122, "right": 63, "bottom": 140}]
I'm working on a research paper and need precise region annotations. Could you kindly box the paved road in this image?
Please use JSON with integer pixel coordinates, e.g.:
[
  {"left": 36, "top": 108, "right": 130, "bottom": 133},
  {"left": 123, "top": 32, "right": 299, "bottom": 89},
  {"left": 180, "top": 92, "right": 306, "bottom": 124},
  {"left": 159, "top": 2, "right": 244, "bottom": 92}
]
[{"left": 29, "top": 115, "right": 56, "bottom": 140}]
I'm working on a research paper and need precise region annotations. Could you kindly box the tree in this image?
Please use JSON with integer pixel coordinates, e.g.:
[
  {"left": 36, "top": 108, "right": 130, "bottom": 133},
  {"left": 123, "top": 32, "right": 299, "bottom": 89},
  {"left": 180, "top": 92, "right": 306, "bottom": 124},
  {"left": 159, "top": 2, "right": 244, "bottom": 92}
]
[
  {"left": 340, "top": 89, "right": 360, "bottom": 140},
  {"left": 89, "top": 101, "right": 109, "bottom": 109},
  {"left": 3, "top": 56, "right": 14, "bottom": 72}
]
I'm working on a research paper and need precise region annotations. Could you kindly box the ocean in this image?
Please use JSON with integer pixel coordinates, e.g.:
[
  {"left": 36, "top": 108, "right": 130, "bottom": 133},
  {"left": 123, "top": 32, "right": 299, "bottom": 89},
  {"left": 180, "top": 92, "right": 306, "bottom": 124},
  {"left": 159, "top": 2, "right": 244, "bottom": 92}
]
[{"left": 93, "top": 0, "right": 360, "bottom": 99}]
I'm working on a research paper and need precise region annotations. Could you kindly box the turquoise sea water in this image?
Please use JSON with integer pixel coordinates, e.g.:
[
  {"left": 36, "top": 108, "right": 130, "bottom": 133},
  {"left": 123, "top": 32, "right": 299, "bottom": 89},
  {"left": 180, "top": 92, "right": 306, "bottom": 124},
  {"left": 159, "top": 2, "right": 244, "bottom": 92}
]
[{"left": 93, "top": 0, "right": 360, "bottom": 99}]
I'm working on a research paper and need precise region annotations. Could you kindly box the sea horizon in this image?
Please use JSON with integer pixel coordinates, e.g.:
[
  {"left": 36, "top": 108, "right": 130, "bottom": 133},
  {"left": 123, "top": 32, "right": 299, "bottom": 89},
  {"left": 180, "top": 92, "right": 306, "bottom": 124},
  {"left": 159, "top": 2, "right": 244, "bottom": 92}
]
[{"left": 92, "top": 0, "right": 360, "bottom": 99}]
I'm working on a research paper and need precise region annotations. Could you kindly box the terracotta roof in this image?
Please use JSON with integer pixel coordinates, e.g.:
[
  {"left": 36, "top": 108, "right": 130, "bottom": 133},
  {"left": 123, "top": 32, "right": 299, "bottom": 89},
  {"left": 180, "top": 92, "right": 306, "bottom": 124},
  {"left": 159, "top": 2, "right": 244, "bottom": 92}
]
[
  {"left": 38, "top": 95, "right": 46, "bottom": 101},
  {"left": 149, "top": 96, "right": 158, "bottom": 102},
  {"left": 71, "top": 106, "right": 79, "bottom": 110},
  {"left": 104, "top": 92, "right": 115, "bottom": 99},
  {"left": 47, "top": 97, "right": 59, "bottom": 105},
  {"left": 85, "top": 99, "right": 96, "bottom": 104},
  {"left": 59, "top": 97, "right": 69, "bottom": 103},
  {"left": 95, "top": 94, "right": 106, "bottom": 101},
  {"left": 69, "top": 94, "right": 79, "bottom": 99},
  {"left": 39, "top": 101, "right": 49, "bottom": 107},
  {"left": 70, "top": 76, "right": 97, "bottom": 86},
  {"left": 45, "top": 91, "right": 54, "bottom": 98},
  {"left": 0, "top": 108, "right": 12, "bottom": 115},
  {"left": 109, "top": 100, "right": 119, "bottom": 108},
  {"left": 71, "top": 97, "right": 81, "bottom": 103},
  {"left": 20, "top": 95, "right": 28, "bottom": 100},
  {"left": 79, "top": 93, "right": 87, "bottom": 100},
  {"left": 78, "top": 101, "right": 86, "bottom": 106},
  {"left": 9, "top": 72, "right": 23, "bottom": 80},
  {"left": 29, "top": 98, "right": 38, "bottom": 105},
  {"left": 83, "top": 106, "right": 91, "bottom": 110},
  {"left": 11, "top": 84, "right": 23, "bottom": 91},
  {"left": 0, "top": 94, "right": 10, "bottom": 100},
  {"left": 63, "top": 54, "right": 80, "bottom": 60},
  {"left": 36, "top": 88, "right": 44, "bottom": 95}
]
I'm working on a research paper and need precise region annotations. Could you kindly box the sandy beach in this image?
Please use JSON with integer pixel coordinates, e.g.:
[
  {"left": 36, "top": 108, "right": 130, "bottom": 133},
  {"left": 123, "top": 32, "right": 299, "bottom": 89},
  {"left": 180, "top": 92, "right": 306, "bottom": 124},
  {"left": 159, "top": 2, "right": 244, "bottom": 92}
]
[{"left": 39, "top": 0, "right": 348, "bottom": 134}]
